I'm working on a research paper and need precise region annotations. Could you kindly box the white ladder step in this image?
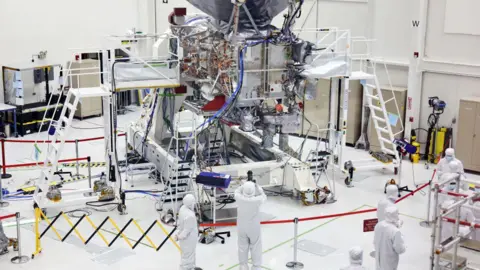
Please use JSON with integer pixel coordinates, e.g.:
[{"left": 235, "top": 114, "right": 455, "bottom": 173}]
[
  {"left": 384, "top": 98, "right": 395, "bottom": 103},
  {"left": 370, "top": 105, "right": 383, "bottom": 112},
  {"left": 372, "top": 116, "right": 386, "bottom": 123},
  {"left": 378, "top": 127, "right": 389, "bottom": 134},
  {"left": 379, "top": 137, "right": 393, "bottom": 145},
  {"left": 366, "top": 94, "right": 380, "bottom": 101},
  {"left": 61, "top": 116, "right": 69, "bottom": 124},
  {"left": 382, "top": 148, "right": 396, "bottom": 156}
]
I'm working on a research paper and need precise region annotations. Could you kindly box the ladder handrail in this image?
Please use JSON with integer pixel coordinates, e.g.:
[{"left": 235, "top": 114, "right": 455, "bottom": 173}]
[{"left": 33, "top": 60, "right": 73, "bottom": 157}]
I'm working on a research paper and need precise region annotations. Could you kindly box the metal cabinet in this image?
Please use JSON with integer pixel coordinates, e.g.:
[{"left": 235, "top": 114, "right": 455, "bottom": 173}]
[
  {"left": 302, "top": 78, "right": 363, "bottom": 145},
  {"left": 456, "top": 97, "right": 480, "bottom": 172}
]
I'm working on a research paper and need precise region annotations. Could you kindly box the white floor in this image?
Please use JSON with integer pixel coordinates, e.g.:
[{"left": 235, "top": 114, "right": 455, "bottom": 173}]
[{"left": 0, "top": 107, "right": 479, "bottom": 270}]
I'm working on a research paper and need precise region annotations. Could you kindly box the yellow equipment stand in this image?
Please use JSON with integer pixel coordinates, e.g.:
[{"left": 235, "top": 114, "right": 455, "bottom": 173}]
[
  {"left": 32, "top": 206, "right": 42, "bottom": 259},
  {"left": 428, "top": 127, "right": 447, "bottom": 164}
]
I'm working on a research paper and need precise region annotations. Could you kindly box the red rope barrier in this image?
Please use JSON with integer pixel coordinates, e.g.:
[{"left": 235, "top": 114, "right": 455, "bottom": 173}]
[
  {"left": 200, "top": 174, "right": 433, "bottom": 228},
  {"left": 298, "top": 208, "right": 377, "bottom": 222},
  {"left": 437, "top": 189, "right": 469, "bottom": 198},
  {"left": 2, "top": 157, "right": 89, "bottom": 169},
  {"left": 0, "top": 213, "right": 16, "bottom": 221},
  {"left": 77, "top": 136, "right": 105, "bottom": 143},
  {"left": 444, "top": 217, "right": 480, "bottom": 229}
]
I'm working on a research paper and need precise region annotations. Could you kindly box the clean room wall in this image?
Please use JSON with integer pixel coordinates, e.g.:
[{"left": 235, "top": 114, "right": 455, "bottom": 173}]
[
  {"left": 0, "top": 0, "right": 140, "bottom": 102},
  {"left": 419, "top": 0, "right": 480, "bottom": 147},
  {"left": 304, "top": 0, "right": 480, "bottom": 148}
]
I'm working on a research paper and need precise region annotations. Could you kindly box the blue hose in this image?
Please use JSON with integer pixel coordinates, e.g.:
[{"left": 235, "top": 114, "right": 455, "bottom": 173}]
[
  {"left": 183, "top": 45, "right": 250, "bottom": 157},
  {"left": 124, "top": 190, "right": 159, "bottom": 198}
]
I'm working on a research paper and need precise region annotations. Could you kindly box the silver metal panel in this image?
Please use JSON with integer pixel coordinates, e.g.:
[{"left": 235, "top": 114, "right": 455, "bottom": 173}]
[{"left": 187, "top": 0, "right": 288, "bottom": 29}]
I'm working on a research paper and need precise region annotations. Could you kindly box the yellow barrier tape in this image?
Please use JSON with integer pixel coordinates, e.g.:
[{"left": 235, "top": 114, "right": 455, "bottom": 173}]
[
  {"left": 84, "top": 216, "right": 110, "bottom": 246},
  {"left": 39, "top": 211, "right": 62, "bottom": 241},
  {"left": 156, "top": 220, "right": 181, "bottom": 252},
  {"left": 132, "top": 220, "right": 157, "bottom": 250},
  {"left": 108, "top": 218, "right": 133, "bottom": 248},
  {"left": 62, "top": 213, "right": 86, "bottom": 243}
]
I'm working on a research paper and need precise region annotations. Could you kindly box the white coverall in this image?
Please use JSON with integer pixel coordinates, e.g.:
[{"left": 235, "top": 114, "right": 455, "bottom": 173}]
[
  {"left": 437, "top": 148, "right": 464, "bottom": 180},
  {"left": 374, "top": 206, "right": 406, "bottom": 270},
  {"left": 176, "top": 194, "right": 198, "bottom": 270},
  {"left": 441, "top": 200, "right": 475, "bottom": 242},
  {"left": 435, "top": 160, "right": 466, "bottom": 218},
  {"left": 340, "top": 246, "right": 367, "bottom": 270},
  {"left": 377, "top": 185, "right": 398, "bottom": 222},
  {"left": 235, "top": 182, "right": 267, "bottom": 270}
]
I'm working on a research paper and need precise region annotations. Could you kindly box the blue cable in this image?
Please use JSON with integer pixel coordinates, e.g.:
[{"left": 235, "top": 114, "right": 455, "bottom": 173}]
[
  {"left": 183, "top": 40, "right": 269, "bottom": 159},
  {"left": 124, "top": 190, "right": 159, "bottom": 198},
  {"left": 185, "top": 16, "right": 209, "bottom": 25},
  {"left": 183, "top": 45, "right": 249, "bottom": 158}
]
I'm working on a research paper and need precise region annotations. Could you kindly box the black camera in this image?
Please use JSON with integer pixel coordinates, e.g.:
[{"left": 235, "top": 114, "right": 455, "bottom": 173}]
[{"left": 247, "top": 170, "right": 256, "bottom": 183}]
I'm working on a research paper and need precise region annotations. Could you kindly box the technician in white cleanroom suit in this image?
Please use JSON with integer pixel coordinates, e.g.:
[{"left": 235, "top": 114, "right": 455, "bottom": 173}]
[
  {"left": 175, "top": 194, "right": 199, "bottom": 270},
  {"left": 437, "top": 148, "right": 464, "bottom": 179},
  {"left": 340, "top": 246, "right": 367, "bottom": 270},
  {"left": 235, "top": 181, "right": 267, "bottom": 270},
  {"left": 374, "top": 206, "right": 406, "bottom": 270},
  {"left": 378, "top": 185, "right": 399, "bottom": 222},
  {"left": 438, "top": 160, "right": 467, "bottom": 206}
]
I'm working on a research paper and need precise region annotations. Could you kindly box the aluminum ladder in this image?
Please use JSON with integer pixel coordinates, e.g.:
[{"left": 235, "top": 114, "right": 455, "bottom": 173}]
[
  {"left": 158, "top": 114, "right": 197, "bottom": 221},
  {"left": 34, "top": 87, "right": 111, "bottom": 207},
  {"left": 362, "top": 74, "right": 400, "bottom": 163}
]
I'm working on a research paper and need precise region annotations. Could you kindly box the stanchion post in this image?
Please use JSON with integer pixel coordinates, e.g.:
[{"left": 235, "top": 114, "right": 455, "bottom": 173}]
[
  {"left": 430, "top": 184, "right": 439, "bottom": 269},
  {"left": 1, "top": 139, "right": 11, "bottom": 179},
  {"left": 74, "top": 139, "right": 80, "bottom": 177},
  {"left": 10, "top": 212, "right": 29, "bottom": 264},
  {"left": 87, "top": 156, "right": 92, "bottom": 189},
  {"left": 0, "top": 162, "right": 9, "bottom": 207},
  {"left": 124, "top": 132, "right": 128, "bottom": 157},
  {"left": 420, "top": 180, "right": 433, "bottom": 228},
  {"left": 286, "top": 218, "right": 304, "bottom": 269}
]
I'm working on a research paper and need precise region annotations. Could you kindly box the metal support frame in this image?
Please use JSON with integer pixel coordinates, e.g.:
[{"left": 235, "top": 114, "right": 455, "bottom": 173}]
[
  {"left": 429, "top": 174, "right": 477, "bottom": 269},
  {"left": 74, "top": 139, "right": 81, "bottom": 177}
]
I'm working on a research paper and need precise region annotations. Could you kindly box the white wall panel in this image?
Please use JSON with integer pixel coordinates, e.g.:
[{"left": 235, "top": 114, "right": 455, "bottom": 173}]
[
  {"left": 0, "top": 0, "right": 139, "bottom": 101},
  {"left": 444, "top": 0, "right": 480, "bottom": 36},
  {"left": 425, "top": 0, "right": 480, "bottom": 63}
]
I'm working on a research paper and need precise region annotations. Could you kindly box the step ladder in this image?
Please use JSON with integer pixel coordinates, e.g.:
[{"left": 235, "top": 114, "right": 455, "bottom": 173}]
[
  {"left": 158, "top": 113, "right": 197, "bottom": 221},
  {"left": 363, "top": 75, "right": 400, "bottom": 163},
  {"left": 305, "top": 150, "right": 330, "bottom": 186},
  {"left": 34, "top": 87, "right": 111, "bottom": 208},
  {"left": 161, "top": 161, "right": 193, "bottom": 204}
]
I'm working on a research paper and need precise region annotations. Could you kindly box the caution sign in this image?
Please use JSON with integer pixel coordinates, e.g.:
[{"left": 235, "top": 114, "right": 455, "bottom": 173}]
[{"left": 363, "top": 218, "right": 378, "bottom": 232}]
